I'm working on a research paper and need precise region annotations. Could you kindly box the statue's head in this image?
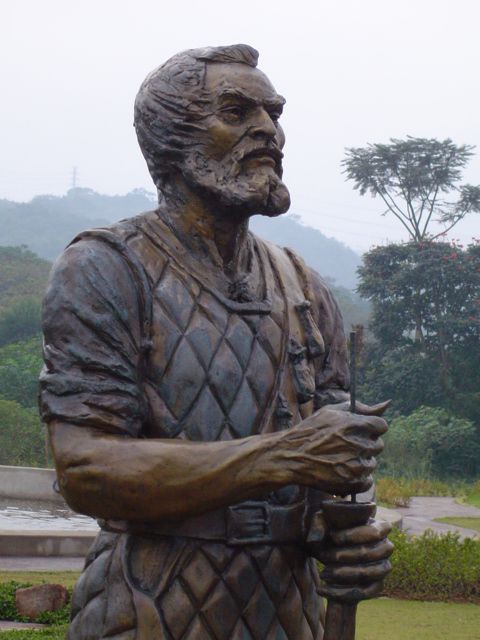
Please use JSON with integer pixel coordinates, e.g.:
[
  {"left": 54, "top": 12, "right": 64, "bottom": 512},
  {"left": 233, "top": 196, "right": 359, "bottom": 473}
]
[{"left": 134, "top": 44, "right": 290, "bottom": 217}]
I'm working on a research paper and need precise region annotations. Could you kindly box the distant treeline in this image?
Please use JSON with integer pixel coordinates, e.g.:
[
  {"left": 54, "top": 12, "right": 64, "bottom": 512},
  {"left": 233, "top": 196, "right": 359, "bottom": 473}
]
[{"left": 0, "top": 187, "right": 361, "bottom": 289}]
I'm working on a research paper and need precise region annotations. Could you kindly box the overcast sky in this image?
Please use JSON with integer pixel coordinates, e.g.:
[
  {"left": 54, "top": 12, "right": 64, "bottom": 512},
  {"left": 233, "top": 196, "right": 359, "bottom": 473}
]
[{"left": 1, "top": 0, "right": 479, "bottom": 252}]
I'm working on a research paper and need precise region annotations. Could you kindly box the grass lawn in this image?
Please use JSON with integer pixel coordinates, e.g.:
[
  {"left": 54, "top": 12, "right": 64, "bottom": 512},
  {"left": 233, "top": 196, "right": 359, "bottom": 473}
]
[
  {"left": 0, "top": 625, "right": 67, "bottom": 638},
  {"left": 0, "top": 592, "right": 479, "bottom": 638},
  {"left": 357, "top": 598, "right": 480, "bottom": 640},
  {"left": 433, "top": 517, "right": 480, "bottom": 533},
  {"left": 466, "top": 490, "right": 480, "bottom": 509},
  {"left": 0, "top": 572, "right": 79, "bottom": 589}
]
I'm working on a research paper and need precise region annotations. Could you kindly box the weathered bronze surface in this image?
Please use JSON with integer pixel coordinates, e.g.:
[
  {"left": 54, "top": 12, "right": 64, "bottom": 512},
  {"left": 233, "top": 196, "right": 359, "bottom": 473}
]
[{"left": 40, "top": 45, "right": 393, "bottom": 640}]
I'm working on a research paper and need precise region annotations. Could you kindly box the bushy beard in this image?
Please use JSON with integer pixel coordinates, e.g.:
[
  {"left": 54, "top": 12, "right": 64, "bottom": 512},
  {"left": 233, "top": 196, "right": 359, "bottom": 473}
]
[{"left": 182, "top": 150, "right": 291, "bottom": 218}]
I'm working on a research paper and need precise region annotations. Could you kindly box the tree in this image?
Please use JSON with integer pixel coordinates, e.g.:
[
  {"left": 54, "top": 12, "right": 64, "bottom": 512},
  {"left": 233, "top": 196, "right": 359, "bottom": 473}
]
[
  {"left": 380, "top": 406, "right": 480, "bottom": 479},
  {"left": 0, "top": 397, "right": 47, "bottom": 467},
  {"left": 0, "top": 297, "right": 42, "bottom": 346},
  {"left": 0, "top": 335, "right": 43, "bottom": 407},
  {"left": 0, "top": 246, "right": 51, "bottom": 310},
  {"left": 343, "top": 137, "right": 480, "bottom": 242},
  {"left": 357, "top": 240, "right": 480, "bottom": 421}
]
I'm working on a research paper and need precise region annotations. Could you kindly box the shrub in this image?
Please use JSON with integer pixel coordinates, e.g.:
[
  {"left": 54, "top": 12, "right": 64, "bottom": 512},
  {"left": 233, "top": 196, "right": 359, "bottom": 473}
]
[
  {"left": 0, "top": 398, "right": 47, "bottom": 467},
  {"left": 380, "top": 406, "right": 480, "bottom": 479},
  {"left": 385, "top": 528, "right": 480, "bottom": 602},
  {"left": 0, "top": 296, "right": 42, "bottom": 346},
  {"left": 376, "top": 476, "right": 469, "bottom": 507},
  {"left": 376, "top": 477, "right": 413, "bottom": 507},
  {"left": 0, "top": 582, "right": 30, "bottom": 621},
  {"left": 0, "top": 335, "right": 43, "bottom": 408},
  {"left": 0, "top": 581, "right": 70, "bottom": 626}
]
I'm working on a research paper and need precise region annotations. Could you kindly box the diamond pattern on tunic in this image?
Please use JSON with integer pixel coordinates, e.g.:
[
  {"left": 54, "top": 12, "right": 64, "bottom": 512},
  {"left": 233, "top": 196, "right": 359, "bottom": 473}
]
[
  {"left": 185, "top": 309, "right": 224, "bottom": 370},
  {"left": 161, "top": 578, "right": 197, "bottom": 638},
  {"left": 150, "top": 263, "right": 285, "bottom": 442},
  {"left": 207, "top": 339, "right": 245, "bottom": 413},
  {"left": 225, "top": 315, "right": 256, "bottom": 369},
  {"left": 150, "top": 309, "right": 183, "bottom": 380},
  {"left": 151, "top": 540, "right": 322, "bottom": 640},
  {"left": 155, "top": 268, "right": 199, "bottom": 332},
  {"left": 184, "top": 386, "right": 226, "bottom": 441},
  {"left": 160, "top": 337, "right": 206, "bottom": 421},
  {"left": 126, "top": 258, "right": 323, "bottom": 639},
  {"left": 202, "top": 581, "right": 241, "bottom": 638}
]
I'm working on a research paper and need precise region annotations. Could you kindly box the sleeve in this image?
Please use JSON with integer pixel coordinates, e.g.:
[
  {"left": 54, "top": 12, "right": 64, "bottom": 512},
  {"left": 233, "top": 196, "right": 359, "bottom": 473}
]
[
  {"left": 308, "top": 268, "right": 350, "bottom": 408},
  {"left": 39, "top": 238, "right": 147, "bottom": 437}
]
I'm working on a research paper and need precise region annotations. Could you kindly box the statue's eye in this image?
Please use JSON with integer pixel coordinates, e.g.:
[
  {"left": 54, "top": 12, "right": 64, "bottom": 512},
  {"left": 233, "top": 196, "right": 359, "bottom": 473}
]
[
  {"left": 221, "top": 105, "right": 247, "bottom": 121},
  {"left": 267, "top": 107, "right": 282, "bottom": 124},
  {"left": 269, "top": 111, "right": 281, "bottom": 124}
]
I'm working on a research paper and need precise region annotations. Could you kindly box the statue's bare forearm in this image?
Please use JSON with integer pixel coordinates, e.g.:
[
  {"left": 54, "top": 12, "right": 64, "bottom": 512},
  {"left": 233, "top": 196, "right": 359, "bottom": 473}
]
[
  {"left": 49, "top": 422, "right": 289, "bottom": 521},
  {"left": 49, "top": 405, "right": 386, "bottom": 522}
]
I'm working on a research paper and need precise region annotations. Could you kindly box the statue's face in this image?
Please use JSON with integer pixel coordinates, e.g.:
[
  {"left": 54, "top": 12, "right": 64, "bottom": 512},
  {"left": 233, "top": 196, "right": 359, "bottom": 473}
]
[{"left": 182, "top": 62, "right": 291, "bottom": 217}]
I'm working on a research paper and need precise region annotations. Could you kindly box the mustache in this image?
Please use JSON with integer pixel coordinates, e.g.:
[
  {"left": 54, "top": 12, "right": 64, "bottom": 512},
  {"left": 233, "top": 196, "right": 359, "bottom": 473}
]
[
  {"left": 238, "top": 143, "right": 284, "bottom": 164},
  {"left": 235, "top": 142, "right": 284, "bottom": 178}
]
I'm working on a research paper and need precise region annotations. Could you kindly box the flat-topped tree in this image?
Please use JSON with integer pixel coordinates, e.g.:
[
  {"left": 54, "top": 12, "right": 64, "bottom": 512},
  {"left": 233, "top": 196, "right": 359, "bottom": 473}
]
[{"left": 343, "top": 137, "right": 480, "bottom": 242}]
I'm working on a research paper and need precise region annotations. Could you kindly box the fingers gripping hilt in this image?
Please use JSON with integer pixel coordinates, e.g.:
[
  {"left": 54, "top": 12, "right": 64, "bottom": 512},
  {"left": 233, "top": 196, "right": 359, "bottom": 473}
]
[{"left": 322, "top": 500, "right": 376, "bottom": 640}]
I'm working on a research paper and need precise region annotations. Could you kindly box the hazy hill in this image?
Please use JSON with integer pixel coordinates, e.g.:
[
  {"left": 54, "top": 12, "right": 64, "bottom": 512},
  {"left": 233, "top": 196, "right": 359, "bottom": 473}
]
[
  {"left": 0, "top": 246, "right": 51, "bottom": 310},
  {"left": 0, "top": 188, "right": 361, "bottom": 289},
  {"left": 250, "top": 215, "right": 360, "bottom": 289}
]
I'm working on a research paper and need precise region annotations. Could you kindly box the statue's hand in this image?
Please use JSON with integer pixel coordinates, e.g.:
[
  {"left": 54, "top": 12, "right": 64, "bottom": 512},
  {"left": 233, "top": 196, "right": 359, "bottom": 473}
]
[
  {"left": 315, "top": 519, "right": 394, "bottom": 602},
  {"left": 277, "top": 401, "right": 389, "bottom": 495}
]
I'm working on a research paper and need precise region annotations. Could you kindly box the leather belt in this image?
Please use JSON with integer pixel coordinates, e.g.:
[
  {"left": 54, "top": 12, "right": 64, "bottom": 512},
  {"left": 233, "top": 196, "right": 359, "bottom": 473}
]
[{"left": 101, "top": 500, "right": 307, "bottom": 546}]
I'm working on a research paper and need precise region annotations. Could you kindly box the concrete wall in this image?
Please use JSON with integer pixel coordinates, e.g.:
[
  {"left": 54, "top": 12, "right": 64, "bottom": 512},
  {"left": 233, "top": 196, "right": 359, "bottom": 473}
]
[
  {"left": 0, "top": 531, "right": 96, "bottom": 557},
  {"left": 0, "top": 465, "right": 63, "bottom": 503}
]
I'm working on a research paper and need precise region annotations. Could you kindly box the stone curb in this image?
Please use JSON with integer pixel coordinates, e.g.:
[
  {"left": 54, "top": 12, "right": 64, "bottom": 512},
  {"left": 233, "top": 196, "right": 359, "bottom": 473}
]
[
  {"left": 0, "top": 529, "right": 96, "bottom": 557},
  {"left": 0, "top": 620, "right": 46, "bottom": 629}
]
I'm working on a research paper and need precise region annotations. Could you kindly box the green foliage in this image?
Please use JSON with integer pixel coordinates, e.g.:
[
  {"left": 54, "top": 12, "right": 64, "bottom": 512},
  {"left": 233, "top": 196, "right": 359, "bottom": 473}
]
[
  {"left": 0, "top": 335, "right": 43, "bottom": 408},
  {"left": 35, "top": 606, "right": 70, "bottom": 626},
  {"left": 358, "top": 346, "right": 444, "bottom": 415},
  {"left": 0, "top": 581, "right": 70, "bottom": 630},
  {"left": 343, "top": 136, "right": 480, "bottom": 242},
  {"left": 0, "top": 398, "right": 46, "bottom": 467},
  {"left": 385, "top": 528, "right": 480, "bottom": 601},
  {"left": 358, "top": 241, "right": 480, "bottom": 352},
  {"left": 434, "top": 517, "right": 480, "bottom": 533},
  {"left": 465, "top": 481, "right": 480, "bottom": 508},
  {"left": 0, "top": 298, "right": 42, "bottom": 347},
  {"left": 376, "top": 476, "right": 470, "bottom": 508},
  {"left": 0, "top": 582, "right": 30, "bottom": 621},
  {"left": 0, "top": 573, "right": 79, "bottom": 590},
  {"left": 376, "top": 477, "right": 415, "bottom": 507},
  {"left": 0, "top": 246, "right": 51, "bottom": 311},
  {"left": 0, "top": 627, "right": 68, "bottom": 639},
  {"left": 358, "top": 240, "right": 480, "bottom": 425},
  {"left": 380, "top": 407, "right": 480, "bottom": 478},
  {"left": 357, "top": 598, "right": 480, "bottom": 640}
]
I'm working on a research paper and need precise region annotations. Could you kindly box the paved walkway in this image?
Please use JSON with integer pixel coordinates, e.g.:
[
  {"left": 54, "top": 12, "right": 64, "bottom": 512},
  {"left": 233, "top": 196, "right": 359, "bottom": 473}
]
[
  {"left": 0, "top": 556, "right": 84, "bottom": 571},
  {"left": 396, "top": 496, "right": 480, "bottom": 538}
]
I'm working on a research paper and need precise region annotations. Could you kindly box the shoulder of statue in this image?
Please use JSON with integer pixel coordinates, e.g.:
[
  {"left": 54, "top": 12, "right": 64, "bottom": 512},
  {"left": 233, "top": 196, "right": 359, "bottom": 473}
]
[
  {"left": 64, "top": 211, "right": 159, "bottom": 344},
  {"left": 68, "top": 209, "right": 156, "bottom": 249},
  {"left": 249, "top": 232, "right": 340, "bottom": 321}
]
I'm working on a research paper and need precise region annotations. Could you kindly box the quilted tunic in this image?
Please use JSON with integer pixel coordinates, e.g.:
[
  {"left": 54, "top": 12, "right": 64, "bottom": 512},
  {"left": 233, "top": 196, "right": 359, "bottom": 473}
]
[{"left": 40, "top": 210, "right": 349, "bottom": 640}]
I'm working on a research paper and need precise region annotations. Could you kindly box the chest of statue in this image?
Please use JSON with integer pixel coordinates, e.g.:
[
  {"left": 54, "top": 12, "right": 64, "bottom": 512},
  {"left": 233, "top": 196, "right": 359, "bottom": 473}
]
[{"left": 144, "top": 261, "right": 291, "bottom": 441}]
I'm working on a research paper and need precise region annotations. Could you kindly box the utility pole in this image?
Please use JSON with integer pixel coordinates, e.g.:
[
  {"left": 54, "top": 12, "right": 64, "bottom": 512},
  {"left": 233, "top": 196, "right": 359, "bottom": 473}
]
[{"left": 71, "top": 166, "right": 78, "bottom": 189}]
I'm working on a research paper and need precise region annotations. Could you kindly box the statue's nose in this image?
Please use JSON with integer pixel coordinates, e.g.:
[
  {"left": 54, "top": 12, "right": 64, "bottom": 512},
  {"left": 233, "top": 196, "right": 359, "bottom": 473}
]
[{"left": 249, "top": 107, "right": 277, "bottom": 140}]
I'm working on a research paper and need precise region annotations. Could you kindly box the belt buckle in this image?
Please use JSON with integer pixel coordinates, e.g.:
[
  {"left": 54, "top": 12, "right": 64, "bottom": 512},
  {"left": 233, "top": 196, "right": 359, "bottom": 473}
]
[{"left": 226, "top": 502, "right": 270, "bottom": 545}]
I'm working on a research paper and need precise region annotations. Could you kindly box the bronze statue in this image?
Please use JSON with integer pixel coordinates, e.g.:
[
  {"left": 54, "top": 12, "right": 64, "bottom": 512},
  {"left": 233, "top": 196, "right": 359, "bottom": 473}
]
[{"left": 40, "top": 45, "right": 393, "bottom": 640}]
